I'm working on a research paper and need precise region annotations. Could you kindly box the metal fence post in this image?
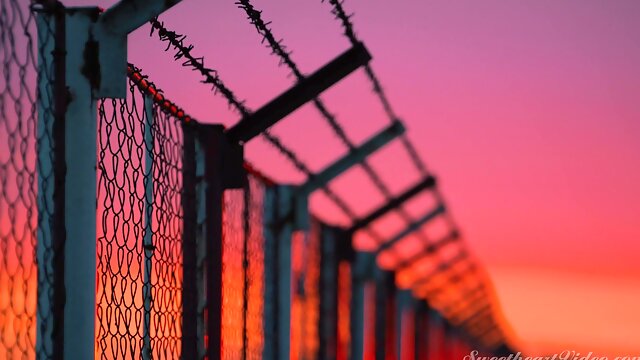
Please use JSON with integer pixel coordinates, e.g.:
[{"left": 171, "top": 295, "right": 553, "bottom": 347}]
[
  {"left": 428, "top": 309, "right": 446, "bottom": 360},
  {"left": 319, "top": 225, "right": 341, "bottom": 360},
  {"left": 181, "top": 121, "right": 198, "bottom": 359},
  {"left": 375, "top": 269, "right": 397, "bottom": 360},
  {"left": 190, "top": 124, "right": 244, "bottom": 360},
  {"left": 395, "top": 290, "right": 413, "bottom": 360},
  {"left": 34, "top": 1, "right": 185, "bottom": 358},
  {"left": 35, "top": 5, "right": 65, "bottom": 358},
  {"left": 263, "top": 187, "right": 276, "bottom": 360},
  {"left": 142, "top": 95, "right": 155, "bottom": 360},
  {"left": 374, "top": 267, "right": 386, "bottom": 360},
  {"left": 263, "top": 185, "right": 296, "bottom": 360},
  {"left": 350, "top": 251, "right": 375, "bottom": 360},
  {"left": 414, "top": 302, "right": 430, "bottom": 360},
  {"left": 203, "top": 125, "right": 225, "bottom": 360}
]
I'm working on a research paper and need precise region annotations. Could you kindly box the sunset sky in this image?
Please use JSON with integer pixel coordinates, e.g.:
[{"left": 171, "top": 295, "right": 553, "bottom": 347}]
[{"left": 68, "top": 0, "right": 640, "bottom": 355}]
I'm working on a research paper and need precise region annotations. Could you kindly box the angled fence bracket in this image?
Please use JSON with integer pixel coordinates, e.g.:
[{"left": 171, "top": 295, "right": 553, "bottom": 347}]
[
  {"left": 293, "top": 121, "right": 405, "bottom": 229},
  {"left": 93, "top": 0, "right": 183, "bottom": 97},
  {"left": 350, "top": 251, "right": 377, "bottom": 360},
  {"left": 226, "top": 42, "right": 372, "bottom": 144},
  {"left": 374, "top": 204, "right": 446, "bottom": 254},
  {"left": 348, "top": 176, "right": 437, "bottom": 234}
]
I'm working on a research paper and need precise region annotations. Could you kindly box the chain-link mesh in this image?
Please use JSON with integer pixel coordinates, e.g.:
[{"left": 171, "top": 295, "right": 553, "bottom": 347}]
[
  {"left": 96, "top": 76, "right": 184, "bottom": 359},
  {"left": 1, "top": 1, "right": 506, "bottom": 357},
  {"left": 1, "top": 1, "right": 60, "bottom": 359}
]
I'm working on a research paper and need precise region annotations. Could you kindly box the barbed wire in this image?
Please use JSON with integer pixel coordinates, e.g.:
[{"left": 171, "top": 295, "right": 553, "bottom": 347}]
[
  {"left": 149, "top": 18, "right": 249, "bottom": 114},
  {"left": 233, "top": 0, "right": 466, "bottom": 267},
  {"left": 148, "top": 18, "right": 364, "bottom": 223}
]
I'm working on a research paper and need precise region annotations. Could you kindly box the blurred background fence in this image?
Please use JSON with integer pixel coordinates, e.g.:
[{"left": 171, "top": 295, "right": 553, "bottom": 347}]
[{"left": 0, "top": 0, "right": 516, "bottom": 359}]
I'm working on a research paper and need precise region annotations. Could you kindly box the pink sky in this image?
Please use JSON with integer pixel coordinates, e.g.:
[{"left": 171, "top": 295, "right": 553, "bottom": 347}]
[{"left": 72, "top": 0, "right": 640, "bottom": 355}]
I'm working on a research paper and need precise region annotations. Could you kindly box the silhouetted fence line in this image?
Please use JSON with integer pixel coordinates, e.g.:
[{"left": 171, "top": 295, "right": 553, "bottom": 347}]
[{"left": 0, "top": 0, "right": 516, "bottom": 359}]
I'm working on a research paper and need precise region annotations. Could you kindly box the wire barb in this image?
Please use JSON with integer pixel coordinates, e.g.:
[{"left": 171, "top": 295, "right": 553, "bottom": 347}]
[{"left": 149, "top": 18, "right": 250, "bottom": 115}]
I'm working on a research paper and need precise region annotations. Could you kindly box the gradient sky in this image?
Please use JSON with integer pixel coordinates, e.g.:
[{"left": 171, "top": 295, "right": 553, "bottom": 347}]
[{"left": 69, "top": 0, "right": 640, "bottom": 355}]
